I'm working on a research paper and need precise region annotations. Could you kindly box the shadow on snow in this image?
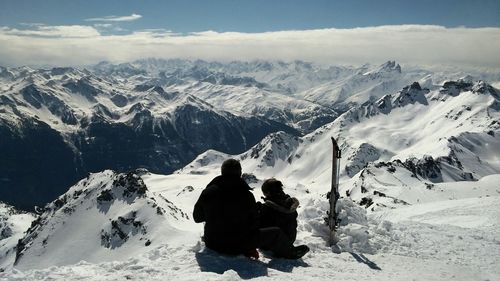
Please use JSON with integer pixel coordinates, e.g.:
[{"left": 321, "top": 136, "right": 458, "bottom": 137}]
[
  {"left": 349, "top": 252, "right": 382, "bottom": 270},
  {"left": 195, "top": 248, "right": 309, "bottom": 279}
]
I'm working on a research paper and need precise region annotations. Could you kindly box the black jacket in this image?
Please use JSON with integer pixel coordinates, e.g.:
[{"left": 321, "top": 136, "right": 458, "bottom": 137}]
[
  {"left": 193, "top": 175, "right": 259, "bottom": 255},
  {"left": 258, "top": 193, "right": 298, "bottom": 242}
]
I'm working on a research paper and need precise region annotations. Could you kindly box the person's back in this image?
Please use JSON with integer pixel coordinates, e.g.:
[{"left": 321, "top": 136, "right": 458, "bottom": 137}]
[{"left": 193, "top": 173, "right": 258, "bottom": 255}]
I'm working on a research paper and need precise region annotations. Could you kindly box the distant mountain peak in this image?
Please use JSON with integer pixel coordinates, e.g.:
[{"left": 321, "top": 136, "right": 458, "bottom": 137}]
[
  {"left": 472, "top": 80, "right": 498, "bottom": 96},
  {"left": 49, "top": 67, "right": 77, "bottom": 76},
  {"left": 359, "top": 61, "right": 402, "bottom": 78},
  {"left": 393, "top": 81, "right": 429, "bottom": 107},
  {"left": 440, "top": 79, "right": 498, "bottom": 98},
  {"left": 379, "top": 60, "right": 401, "bottom": 73}
]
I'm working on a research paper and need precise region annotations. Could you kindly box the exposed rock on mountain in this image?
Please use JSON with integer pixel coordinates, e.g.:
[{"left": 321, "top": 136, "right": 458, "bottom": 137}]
[
  {"left": 0, "top": 66, "right": 298, "bottom": 210},
  {"left": 12, "top": 170, "right": 189, "bottom": 270}
]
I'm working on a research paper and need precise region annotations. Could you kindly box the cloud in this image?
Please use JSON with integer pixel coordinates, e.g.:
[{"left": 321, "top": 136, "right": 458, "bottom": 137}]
[
  {"left": 92, "top": 23, "right": 127, "bottom": 32},
  {"left": 0, "top": 24, "right": 499, "bottom": 70},
  {"left": 93, "top": 23, "right": 113, "bottom": 28},
  {"left": 0, "top": 25, "right": 100, "bottom": 38},
  {"left": 85, "top": 13, "right": 142, "bottom": 22}
]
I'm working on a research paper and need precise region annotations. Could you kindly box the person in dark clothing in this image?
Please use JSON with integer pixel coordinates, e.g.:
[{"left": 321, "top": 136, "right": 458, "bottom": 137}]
[
  {"left": 193, "top": 159, "right": 309, "bottom": 259},
  {"left": 258, "top": 178, "right": 299, "bottom": 243},
  {"left": 193, "top": 159, "right": 258, "bottom": 255}
]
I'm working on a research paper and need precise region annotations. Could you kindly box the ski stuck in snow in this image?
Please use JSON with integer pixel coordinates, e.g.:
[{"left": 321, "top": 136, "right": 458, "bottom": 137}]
[{"left": 327, "top": 137, "right": 341, "bottom": 246}]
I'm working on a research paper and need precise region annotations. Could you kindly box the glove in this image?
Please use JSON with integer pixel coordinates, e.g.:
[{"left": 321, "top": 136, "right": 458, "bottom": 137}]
[{"left": 244, "top": 248, "right": 260, "bottom": 260}]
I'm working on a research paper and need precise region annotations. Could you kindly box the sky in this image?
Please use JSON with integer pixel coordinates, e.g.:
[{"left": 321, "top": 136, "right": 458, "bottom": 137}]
[{"left": 0, "top": 0, "right": 499, "bottom": 68}]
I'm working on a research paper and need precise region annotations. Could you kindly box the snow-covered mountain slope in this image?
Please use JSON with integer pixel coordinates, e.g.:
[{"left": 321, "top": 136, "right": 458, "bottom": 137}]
[
  {"left": 164, "top": 82, "right": 338, "bottom": 133},
  {"left": 173, "top": 79, "right": 500, "bottom": 211},
  {"left": 214, "top": 60, "right": 356, "bottom": 95},
  {"left": 97, "top": 60, "right": 340, "bottom": 133},
  {"left": 125, "top": 59, "right": 500, "bottom": 112},
  {"left": 0, "top": 203, "right": 35, "bottom": 271},
  {"left": 0, "top": 66, "right": 298, "bottom": 210},
  {"left": 0, "top": 66, "right": 296, "bottom": 137},
  {"left": 299, "top": 61, "right": 433, "bottom": 109},
  {"left": 94, "top": 59, "right": 500, "bottom": 128},
  {"left": 125, "top": 59, "right": 356, "bottom": 94},
  {"left": 7, "top": 170, "right": 196, "bottom": 271},
  {"left": 336, "top": 80, "right": 500, "bottom": 181},
  {"left": 128, "top": 58, "right": 500, "bottom": 96}
]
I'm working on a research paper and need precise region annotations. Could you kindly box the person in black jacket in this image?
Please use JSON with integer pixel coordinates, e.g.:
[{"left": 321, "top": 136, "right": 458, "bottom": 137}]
[
  {"left": 193, "top": 159, "right": 309, "bottom": 259},
  {"left": 258, "top": 178, "right": 299, "bottom": 243}
]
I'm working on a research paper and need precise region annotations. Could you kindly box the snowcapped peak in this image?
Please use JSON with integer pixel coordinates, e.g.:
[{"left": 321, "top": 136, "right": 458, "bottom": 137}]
[
  {"left": 341, "top": 81, "right": 430, "bottom": 121},
  {"left": 242, "top": 131, "right": 301, "bottom": 168},
  {"left": 393, "top": 81, "right": 429, "bottom": 107},
  {"left": 134, "top": 84, "right": 176, "bottom": 100},
  {"left": 440, "top": 80, "right": 473, "bottom": 96},
  {"left": 12, "top": 170, "right": 190, "bottom": 270},
  {"left": 92, "top": 62, "right": 146, "bottom": 77},
  {"left": 0, "top": 66, "right": 15, "bottom": 80},
  {"left": 407, "top": 81, "right": 422, "bottom": 91},
  {"left": 459, "top": 74, "right": 475, "bottom": 83},
  {"left": 440, "top": 79, "right": 498, "bottom": 98},
  {"left": 358, "top": 60, "right": 402, "bottom": 80},
  {"left": 472, "top": 80, "right": 498, "bottom": 96},
  {"left": 379, "top": 61, "right": 401, "bottom": 73},
  {"left": 253, "top": 60, "right": 274, "bottom": 71},
  {"left": 375, "top": 94, "right": 394, "bottom": 114},
  {"left": 12, "top": 66, "right": 36, "bottom": 78},
  {"left": 176, "top": 150, "right": 230, "bottom": 175},
  {"left": 49, "top": 67, "right": 77, "bottom": 76},
  {"left": 94, "top": 61, "right": 112, "bottom": 68},
  {"left": 292, "top": 60, "right": 314, "bottom": 71}
]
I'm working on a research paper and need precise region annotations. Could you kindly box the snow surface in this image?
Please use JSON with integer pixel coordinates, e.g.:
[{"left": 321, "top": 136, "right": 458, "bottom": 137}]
[
  {"left": 1, "top": 172, "right": 498, "bottom": 280},
  {"left": 0, "top": 204, "right": 35, "bottom": 271}
]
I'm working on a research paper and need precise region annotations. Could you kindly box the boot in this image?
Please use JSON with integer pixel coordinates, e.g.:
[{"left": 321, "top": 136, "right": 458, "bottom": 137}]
[{"left": 288, "top": 245, "right": 309, "bottom": 259}]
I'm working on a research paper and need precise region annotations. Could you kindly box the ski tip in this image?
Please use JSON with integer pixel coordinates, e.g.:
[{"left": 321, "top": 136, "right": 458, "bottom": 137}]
[
  {"left": 331, "top": 137, "right": 341, "bottom": 154},
  {"left": 330, "top": 136, "right": 339, "bottom": 145}
]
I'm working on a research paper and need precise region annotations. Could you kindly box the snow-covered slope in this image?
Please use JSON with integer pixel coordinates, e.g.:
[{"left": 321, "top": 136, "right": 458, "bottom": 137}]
[
  {"left": 125, "top": 59, "right": 500, "bottom": 132},
  {"left": 173, "top": 79, "right": 500, "bottom": 210},
  {"left": 128, "top": 59, "right": 356, "bottom": 94},
  {"left": 4, "top": 171, "right": 497, "bottom": 280},
  {"left": 103, "top": 59, "right": 342, "bottom": 133},
  {"left": 1, "top": 116, "right": 499, "bottom": 279},
  {"left": 9, "top": 170, "right": 194, "bottom": 271},
  {"left": 0, "top": 203, "right": 35, "bottom": 271},
  {"left": 299, "top": 61, "right": 408, "bottom": 108},
  {"left": 166, "top": 82, "right": 338, "bottom": 133}
]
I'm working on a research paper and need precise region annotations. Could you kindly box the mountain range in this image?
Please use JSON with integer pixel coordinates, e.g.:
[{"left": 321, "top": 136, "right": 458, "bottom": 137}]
[{"left": 0, "top": 59, "right": 499, "bottom": 279}]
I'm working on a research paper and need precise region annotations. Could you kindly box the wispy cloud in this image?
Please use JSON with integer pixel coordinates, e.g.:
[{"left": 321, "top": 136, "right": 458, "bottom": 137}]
[
  {"left": 92, "top": 23, "right": 127, "bottom": 32},
  {"left": 0, "top": 25, "right": 499, "bottom": 69},
  {"left": 0, "top": 25, "right": 100, "bottom": 38},
  {"left": 85, "top": 13, "right": 142, "bottom": 22}
]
